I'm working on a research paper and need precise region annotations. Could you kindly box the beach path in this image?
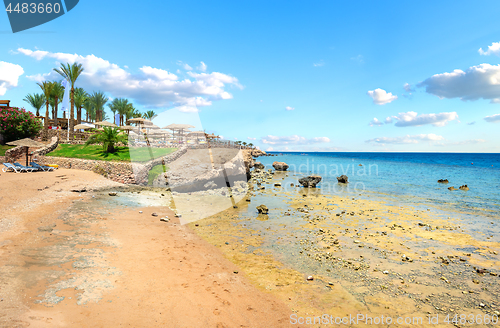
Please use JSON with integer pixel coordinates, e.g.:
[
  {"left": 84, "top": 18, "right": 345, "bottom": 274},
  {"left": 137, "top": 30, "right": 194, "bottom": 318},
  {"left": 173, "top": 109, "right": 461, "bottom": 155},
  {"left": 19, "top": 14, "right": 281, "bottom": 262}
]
[{"left": 0, "top": 169, "right": 296, "bottom": 328}]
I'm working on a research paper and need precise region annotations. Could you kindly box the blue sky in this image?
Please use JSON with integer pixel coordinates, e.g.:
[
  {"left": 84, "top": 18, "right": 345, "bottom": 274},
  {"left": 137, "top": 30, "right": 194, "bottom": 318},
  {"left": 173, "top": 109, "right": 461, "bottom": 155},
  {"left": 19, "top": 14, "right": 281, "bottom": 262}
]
[{"left": 1, "top": 1, "right": 500, "bottom": 152}]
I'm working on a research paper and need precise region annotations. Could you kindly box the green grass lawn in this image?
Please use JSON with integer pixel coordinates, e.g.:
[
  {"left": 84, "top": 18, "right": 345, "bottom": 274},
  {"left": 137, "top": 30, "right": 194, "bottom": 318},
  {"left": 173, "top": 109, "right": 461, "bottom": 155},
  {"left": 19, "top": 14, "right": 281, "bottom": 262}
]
[
  {"left": 148, "top": 163, "right": 169, "bottom": 185},
  {"left": 46, "top": 144, "right": 177, "bottom": 162},
  {"left": 0, "top": 145, "right": 14, "bottom": 156}
]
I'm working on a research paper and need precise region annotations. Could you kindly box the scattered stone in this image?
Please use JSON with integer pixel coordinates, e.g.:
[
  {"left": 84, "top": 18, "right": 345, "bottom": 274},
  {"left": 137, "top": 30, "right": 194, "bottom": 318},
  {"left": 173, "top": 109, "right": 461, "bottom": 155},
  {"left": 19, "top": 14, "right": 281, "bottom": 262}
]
[
  {"left": 151, "top": 213, "right": 158, "bottom": 217},
  {"left": 337, "top": 175, "right": 348, "bottom": 183},
  {"left": 233, "top": 271, "right": 239, "bottom": 274},
  {"left": 383, "top": 270, "right": 389, "bottom": 274},
  {"left": 437, "top": 179, "right": 449, "bottom": 183},
  {"left": 298, "top": 175, "right": 322, "bottom": 188},
  {"left": 108, "top": 192, "right": 117, "bottom": 196},
  {"left": 459, "top": 185, "right": 469, "bottom": 191},
  {"left": 254, "top": 162, "right": 265, "bottom": 170},
  {"left": 71, "top": 187, "right": 87, "bottom": 193},
  {"left": 290, "top": 183, "right": 294, "bottom": 187},
  {"left": 256, "top": 205, "right": 269, "bottom": 214},
  {"left": 160, "top": 217, "right": 169, "bottom": 222},
  {"left": 307, "top": 276, "right": 314, "bottom": 281},
  {"left": 448, "top": 186, "right": 457, "bottom": 191},
  {"left": 272, "top": 161, "right": 289, "bottom": 171},
  {"left": 274, "top": 182, "right": 282, "bottom": 187},
  {"left": 139, "top": 211, "right": 143, "bottom": 214}
]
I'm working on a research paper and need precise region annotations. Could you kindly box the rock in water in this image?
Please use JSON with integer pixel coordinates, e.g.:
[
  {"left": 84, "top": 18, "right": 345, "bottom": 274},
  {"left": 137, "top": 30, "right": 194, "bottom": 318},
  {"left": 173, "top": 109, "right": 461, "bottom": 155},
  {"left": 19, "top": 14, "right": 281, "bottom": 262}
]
[
  {"left": 272, "top": 161, "right": 289, "bottom": 171},
  {"left": 448, "top": 186, "right": 457, "bottom": 191},
  {"left": 256, "top": 205, "right": 269, "bottom": 214},
  {"left": 254, "top": 162, "right": 265, "bottom": 170},
  {"left": 299, "top": 176, "right": 322, "bottom": 188},
  {"left": 438, "top": 179, "right": 449, "bottom": 183},
  {"left": 337, "top": 175, "right": 348, "bottom": 183},
  {"left": 108, "top": 192, "right": 117, "bottom": 196},
  {"left": 459, "top": 185, "right": 469, "bottom": 191}
]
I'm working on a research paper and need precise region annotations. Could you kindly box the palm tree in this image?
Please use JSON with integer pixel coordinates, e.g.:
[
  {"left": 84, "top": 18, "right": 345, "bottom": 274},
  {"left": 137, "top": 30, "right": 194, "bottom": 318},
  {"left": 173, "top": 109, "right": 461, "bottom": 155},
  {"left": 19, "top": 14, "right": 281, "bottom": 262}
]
[
  {"left": 83, "top": 99, "right": 95, "bottom": 122},
  {"left": 142, "top": 110, "right": 157, "bottom": 120},
  {"left": 85, "top": 126, "right": 128, "bottom": 153},
  {"left": 53, "top": 63, "right": 84, "bottom": 138},
  {"left": 88, "top": 91, "right": 108, "bottom": 122},
  {"left": 74, "top": 88, "right": 88, "bottom": 124},
  {"left": 37, "top": 81, "right": 55, "bottom": 139},
  {"left": 51, "top": 81, "right": 64, "bottom": 127},
  {"left": 109, "top": 98, "right": 134, "bottom": 126},
  {"left": 23, "top": 93, "right": 45, "bottom": 117},
  {"left": 248, "top": 143, "right": 254, "bottom": 148}
]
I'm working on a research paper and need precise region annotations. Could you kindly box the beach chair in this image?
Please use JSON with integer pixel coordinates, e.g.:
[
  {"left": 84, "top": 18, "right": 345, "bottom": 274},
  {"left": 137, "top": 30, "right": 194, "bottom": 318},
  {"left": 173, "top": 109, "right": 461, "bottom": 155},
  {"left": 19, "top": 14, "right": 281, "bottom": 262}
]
[
  {"left": 13, "top": 162, "right": 38, "bottom": 172},
  {"left": 2, "top": 162, "right": 28, "bottom": 173},
  {"left": 30, "top": 162, "right": 55, "bottom": 172}
]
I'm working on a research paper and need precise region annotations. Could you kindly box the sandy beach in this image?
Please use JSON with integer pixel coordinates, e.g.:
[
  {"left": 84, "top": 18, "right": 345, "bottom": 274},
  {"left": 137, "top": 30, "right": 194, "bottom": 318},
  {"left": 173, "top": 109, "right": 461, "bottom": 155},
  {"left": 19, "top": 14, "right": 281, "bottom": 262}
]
[{"left": 0, "top": 169, "right": 297, "bottom": 328}]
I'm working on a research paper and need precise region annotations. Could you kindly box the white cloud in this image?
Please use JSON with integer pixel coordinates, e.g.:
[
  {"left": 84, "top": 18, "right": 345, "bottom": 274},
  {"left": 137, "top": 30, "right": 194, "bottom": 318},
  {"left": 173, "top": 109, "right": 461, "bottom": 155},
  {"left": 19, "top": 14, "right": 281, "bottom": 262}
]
[
  {"left": 436, "top": 139, "right": 486, "bottom": 146},
  {"left": 197, "top": 61, "right": 207, "bottom": 72},
  {"left": 285, "top": 106, "right": 295, "bottom": 111},
  {"left": 247, "top": 137, "right": 256, "bottom": 140},
  {"left": 478, "top": 42, "right": 500, "bottom": 56},
  {"left": 417, "top": 64, "right": 500, "bottom": 103},
  {"left": 484, "top": 114, "right": 500, "bottom": 122},
  {"left": 261, "top": 135, "right": 330, "bottom": 145},
  {"left": 313, "top": 60, "right": 325, "bottom": 67},
  {"left": 266, "top": 147, "right": 274, "bottom": 151},
  {"left": 18, "top": 48, "right": 241, "bottom": 110},
  {"left": 387, "top": 111, "right": 459, "bottom": 127},
  {"left": 0, "top": 61, "right": 24, "bottom": 96},
  {"left": 369, "top": 118, "right": 384, "bottom": 126},
  {"left": 177, "top": 61, "right": 192, "bottom": 70},
  {"left": 384, "top": 117, "right": 393, "bottom": 124},
  {"left": 351, "top": 55, "right": 364, "bottom": 64},
  {"left": 367, "top": 88, "right": 398, "bottom": 105},
  {"left": 366, "top": 134, "right": 444, "bottom": 144},
  {"left": 403, "top": 83, "right": 414, "bottom": 92}
]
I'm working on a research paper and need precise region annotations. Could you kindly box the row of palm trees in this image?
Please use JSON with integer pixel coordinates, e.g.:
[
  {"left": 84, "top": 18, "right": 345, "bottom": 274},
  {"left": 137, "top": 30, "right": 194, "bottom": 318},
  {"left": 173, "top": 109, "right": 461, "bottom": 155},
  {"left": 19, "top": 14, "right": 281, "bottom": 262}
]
[{"left": 23, "top": 62, "right": 156, "bottom": 140}]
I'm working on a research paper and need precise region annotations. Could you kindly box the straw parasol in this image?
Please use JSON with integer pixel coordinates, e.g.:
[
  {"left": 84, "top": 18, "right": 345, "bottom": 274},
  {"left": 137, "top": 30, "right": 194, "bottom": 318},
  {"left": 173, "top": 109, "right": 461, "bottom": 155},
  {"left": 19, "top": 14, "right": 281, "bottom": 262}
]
[
  {"left": 94, "top": 121, "right": 117, "bottom": 127},
  {"left": 163, "top": 124, "right": 195, "bottom": 141},
  {"left": 74, "top": 124, "right": 93, "bottom": 130},
  {"left": 127, "top": 117, "right": 148, "bottom": 123},
  {"left": 6, "top": 138, "right": 45, "bottom": 166}
]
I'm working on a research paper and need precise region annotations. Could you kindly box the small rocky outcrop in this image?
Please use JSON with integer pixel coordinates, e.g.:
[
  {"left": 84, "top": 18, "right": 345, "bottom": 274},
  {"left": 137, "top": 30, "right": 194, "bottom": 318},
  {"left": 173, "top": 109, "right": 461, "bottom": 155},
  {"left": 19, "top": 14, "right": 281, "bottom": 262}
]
[
  {"left": 438, "top": 179, "right": 449, "bottom": 183},
  {"left": 337, "top": 175, "right": 348, "bottom": 183},
  {"left": 272, "top": 161, "right": 289, "bottom": 171},
  {"left": 251, "top": 149, "right": 267, "bottom": 158},
  {"left": 254, "top": 162, "right": 265, "bottom": 170},
  {"left": 459, "top": 185, "right": 469, "bottom": 191},
  {"left": 448, "top": 186, "right": 457, "bottom": 191},
  {"left": 256, "top": 205, "right": 269, "bottom": 214},
  {"left": 298, "top": 175, "right": 322, "bottom": 188}
]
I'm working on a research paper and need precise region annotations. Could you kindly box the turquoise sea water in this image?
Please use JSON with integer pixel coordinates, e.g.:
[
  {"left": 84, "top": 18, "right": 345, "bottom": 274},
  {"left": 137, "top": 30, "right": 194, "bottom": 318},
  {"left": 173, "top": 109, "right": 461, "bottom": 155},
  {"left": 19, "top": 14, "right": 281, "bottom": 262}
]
[{"left": 257, "top": 152, "right": 500, "bottom": 217}]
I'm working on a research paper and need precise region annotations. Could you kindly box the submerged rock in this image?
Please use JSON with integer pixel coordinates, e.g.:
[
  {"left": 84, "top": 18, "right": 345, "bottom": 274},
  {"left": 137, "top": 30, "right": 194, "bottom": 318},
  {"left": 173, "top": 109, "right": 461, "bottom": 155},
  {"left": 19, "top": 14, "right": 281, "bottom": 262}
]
[
  {"left": 299, "top": 175, "right": 322, "bottom": 188},
  {"left": 448, "top": 186, "right": 457, "bottom": 191},
  {"left": 459, "top": 185, "right": 469, "bottom": 191},
  {"left": 337, "top": 175, "right": 348, "bottom": 183},
  {"left": 254, "top": 162, "right": 265, "bottom": 170},
  {"left": 438, "top": 179, "right": 449, "bottom": 183},
  {"left": 272, "top": 161, "right": 289, "bottom": 171},
  {"left": 256, "top": 205, "right": 269, "bottom": 214}
]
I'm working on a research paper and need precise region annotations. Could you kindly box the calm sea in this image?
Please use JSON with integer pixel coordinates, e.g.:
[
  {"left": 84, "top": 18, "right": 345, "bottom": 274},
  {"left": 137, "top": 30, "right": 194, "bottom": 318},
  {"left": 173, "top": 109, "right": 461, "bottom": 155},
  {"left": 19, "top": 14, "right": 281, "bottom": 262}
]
[{"left": 257, "top": 152, "right": 500, "bottom": 216}]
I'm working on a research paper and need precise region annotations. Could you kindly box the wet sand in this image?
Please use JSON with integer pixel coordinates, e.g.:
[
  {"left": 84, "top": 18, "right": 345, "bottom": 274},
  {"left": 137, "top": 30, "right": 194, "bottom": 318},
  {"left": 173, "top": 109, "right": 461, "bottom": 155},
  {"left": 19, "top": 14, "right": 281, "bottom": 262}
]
[
  {"left": 183, "top": 169, "right": 500, "bottom": 327},
  {"left": 0, "top": 169, "right": 297, "bottom": 328}
]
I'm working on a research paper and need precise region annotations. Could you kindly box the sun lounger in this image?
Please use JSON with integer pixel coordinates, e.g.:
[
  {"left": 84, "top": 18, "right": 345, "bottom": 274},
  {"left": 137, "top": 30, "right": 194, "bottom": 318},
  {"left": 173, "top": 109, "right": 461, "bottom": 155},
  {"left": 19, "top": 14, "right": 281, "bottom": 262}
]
[
  {"left": 30, "top": 162, "right": 55, "bottom": 172},
  {"left": 2, "top": 162, "right": 30, "bottom": 173},
  {"left": 13, "top": 162, "right": 38, "bottom": 172}
]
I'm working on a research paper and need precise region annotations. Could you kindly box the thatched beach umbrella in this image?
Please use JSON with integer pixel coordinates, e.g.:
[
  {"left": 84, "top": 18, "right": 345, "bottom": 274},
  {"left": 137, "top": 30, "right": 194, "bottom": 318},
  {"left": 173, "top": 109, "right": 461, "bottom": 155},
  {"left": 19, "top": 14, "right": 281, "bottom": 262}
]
[
  {"left": 119, "top": 125, "right": 135, "bottom": 134},
  {"left": 74, "top": 124, "right": 93, "bottom": 130},
  {"left": 94, "top": 121, "right": 117, "bottom": 127},
  {"left": 6, "top": 138, "right": 45, "bottom": 166},
  {"left": 163, "top": 123, "right": 195, "bottom": 141}
]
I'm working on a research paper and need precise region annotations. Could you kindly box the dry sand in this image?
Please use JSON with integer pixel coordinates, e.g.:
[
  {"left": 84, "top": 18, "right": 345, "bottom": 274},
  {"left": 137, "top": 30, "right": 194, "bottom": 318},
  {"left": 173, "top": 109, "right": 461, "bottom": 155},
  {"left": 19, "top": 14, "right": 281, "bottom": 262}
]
[{"left": 0, "top": 169, "right": 297, "bottom": 327}]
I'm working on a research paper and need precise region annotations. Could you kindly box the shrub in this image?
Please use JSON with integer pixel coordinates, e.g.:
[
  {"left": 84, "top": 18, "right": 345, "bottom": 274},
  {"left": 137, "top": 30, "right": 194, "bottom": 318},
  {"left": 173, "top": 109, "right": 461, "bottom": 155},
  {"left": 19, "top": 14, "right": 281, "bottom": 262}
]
[{"left": 0, "top": 107, "right": 43, "bottom": 143}]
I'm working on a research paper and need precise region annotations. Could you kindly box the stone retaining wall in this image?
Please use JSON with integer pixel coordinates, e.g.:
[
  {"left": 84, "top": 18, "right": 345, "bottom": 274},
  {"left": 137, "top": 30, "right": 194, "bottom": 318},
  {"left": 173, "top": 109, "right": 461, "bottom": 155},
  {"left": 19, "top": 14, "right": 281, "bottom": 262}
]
[
  {"left": 33, "top": 137, "right": 58, "bottom": 156},
  {"left": 5, "top": 146, "right": 27, "bottom": 163},
  {"left": 38, "top": 145, "right": 188, "bottom": 185}
]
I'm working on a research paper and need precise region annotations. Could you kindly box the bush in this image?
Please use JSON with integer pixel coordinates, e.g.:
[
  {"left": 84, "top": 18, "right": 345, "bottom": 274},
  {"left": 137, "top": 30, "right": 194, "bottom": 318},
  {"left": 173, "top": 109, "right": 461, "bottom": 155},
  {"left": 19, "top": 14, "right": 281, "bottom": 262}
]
[{"left": 0, "top": 107, "right": 43, "bottom": 143}]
